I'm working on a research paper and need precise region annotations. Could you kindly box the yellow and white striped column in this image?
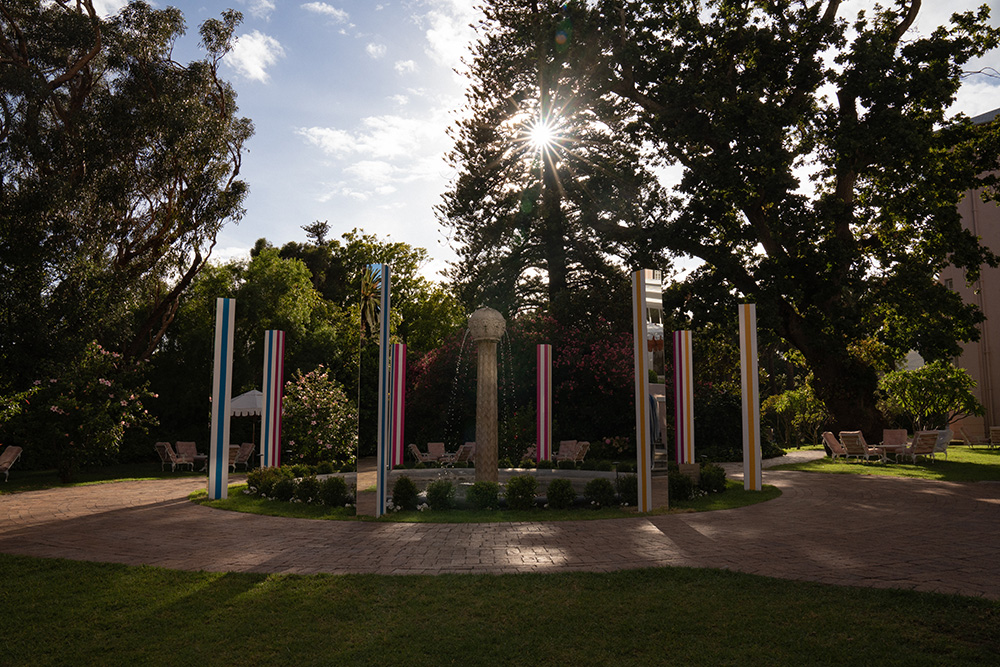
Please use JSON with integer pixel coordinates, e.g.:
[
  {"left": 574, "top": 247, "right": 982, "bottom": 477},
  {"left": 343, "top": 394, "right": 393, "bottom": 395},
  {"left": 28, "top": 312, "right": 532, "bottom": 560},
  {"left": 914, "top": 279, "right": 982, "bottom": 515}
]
[
  {"left": 739, "top": 303, "right": 762, "bottom": 491},
  {"left": 209, "top": 298, "right": 235, "bottom": 500},
  {"left": 673, "top": 330, "right": 695, "bottom": 464},
  {"left": 631, "top": 270, "right": 653, "bottom": 512}
]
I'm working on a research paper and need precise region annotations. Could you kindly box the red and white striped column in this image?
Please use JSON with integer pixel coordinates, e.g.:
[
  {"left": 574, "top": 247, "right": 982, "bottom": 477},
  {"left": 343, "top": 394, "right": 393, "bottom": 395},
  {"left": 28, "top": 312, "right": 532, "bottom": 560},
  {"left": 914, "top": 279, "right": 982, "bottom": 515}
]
[
  {"left": 390, "top": 343, "right": 406, "bottom": 468},
  {"left": 536, "top": 344, "right": 552, "bottom": 462},
  {"left": 673, "top": 330, "right": 695, "bottom": 464},
  {"left": 261, "top": 330, "right": 285, "bottom": 469}
]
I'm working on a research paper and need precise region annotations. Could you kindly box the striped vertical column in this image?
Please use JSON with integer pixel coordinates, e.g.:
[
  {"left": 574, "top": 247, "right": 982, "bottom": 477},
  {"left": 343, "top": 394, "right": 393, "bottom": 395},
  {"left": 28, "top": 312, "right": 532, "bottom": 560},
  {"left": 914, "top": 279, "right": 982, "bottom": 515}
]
[
  {"left": 536, "top": 344, "right": 552, "bottom": 462},
  {"left": 375, "top": 264, "right": 391, "bottom": 517},
  {"left": 261, "top": 330, "right": 285, "bottom": 468},
  {"left": 739, "top": 304, "right": 762, "bottom": 491},
  {"left": 209, "top": 298, "right": 235, "bottom": 500},
  {"left": 631, "top": 271, "right": 654, "bottom": 512},
  {"left": 673, "top": 330, "right": 695, "bottom": 464},
  {"left": 390, "top": 343, "right": 406, "bottom": 468}
]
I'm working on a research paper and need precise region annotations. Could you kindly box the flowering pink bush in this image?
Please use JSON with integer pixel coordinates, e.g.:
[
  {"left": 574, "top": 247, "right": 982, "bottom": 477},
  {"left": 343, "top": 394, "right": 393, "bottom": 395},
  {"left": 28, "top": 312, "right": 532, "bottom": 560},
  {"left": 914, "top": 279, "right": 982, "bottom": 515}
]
[{"left": 282, "top": 365, "right": 357, "bottom": 467}]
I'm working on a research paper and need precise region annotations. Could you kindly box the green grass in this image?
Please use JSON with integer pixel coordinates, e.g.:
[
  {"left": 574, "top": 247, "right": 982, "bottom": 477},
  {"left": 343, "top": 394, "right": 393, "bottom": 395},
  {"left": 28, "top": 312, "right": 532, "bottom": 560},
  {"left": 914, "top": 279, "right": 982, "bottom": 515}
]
[
  {"left": 0, "top": 552, "right": 996, "bottom": 666},
  {"left": 0, "top": 462, "right": 207, "bottom": 495},
  {"left": 195, "top": 479, "right": 781, "bottom": 522},
  {"left": 772, "top": 445, "right": 1000, "bottom": 482}
]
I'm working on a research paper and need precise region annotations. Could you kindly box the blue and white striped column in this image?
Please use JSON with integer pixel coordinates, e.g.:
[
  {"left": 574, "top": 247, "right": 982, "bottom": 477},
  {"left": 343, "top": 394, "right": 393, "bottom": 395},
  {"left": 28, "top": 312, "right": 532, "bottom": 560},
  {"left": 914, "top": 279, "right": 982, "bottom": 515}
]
[
  {"left": 209, "top": 298, "right": 235, "bottom": 500},
  {"left": 261, "top": 330, "right": 285, "bottom": 468},
  {"left": 375, "top": 264, "right": 391, "bottom": 517},
  {"left": 739, "top": 304, "right": 762, "bottom": 491},
  {"left": 631, "top": 270, "right": 654, "bottom": 512}
]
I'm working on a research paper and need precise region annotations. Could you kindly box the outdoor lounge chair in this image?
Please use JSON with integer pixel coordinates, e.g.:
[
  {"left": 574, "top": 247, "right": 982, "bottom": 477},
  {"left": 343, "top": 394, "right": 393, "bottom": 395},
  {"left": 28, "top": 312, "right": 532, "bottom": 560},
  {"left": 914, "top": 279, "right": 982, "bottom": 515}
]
[
  {"left": 231, "top": 442, "right": 255, "bottom": 472},
  {"left": 901, "top": 430, "right": 939, "bottom": 463},
  {"left": 880, "top": 429, "right": 909, "bottom": 462},
  {"left": 573, "top": 441, "right": 590, "bottom": 463},
  {"left": 552, "top": 440, "right": 578, "bottom": 462},
  {"left": 0, "top": 445, "right": 22, "bottom": 482},
  {"left": 427, "top": 442, "right": 448, "bottom": 462},
  {"left": 839, "top": 431, "right": 882, "bottom": 462},
  {"left": 822, "top": 431, "right": 847, "bottom": 461},
  {"left": 174, "top": 441, "right": 206, "bottom": 471},
  {"left": 449, "top": 442, "right": 476, "bottom": 466},
  {"left": 155, "top": 442, "right": 193, "bottom": 472},
  {"left": 958, "top": 426, "right": 989, "bottom": 448},
  {"left": 933, "top": 429, "right": 953, "bottom": 460},
  {"left": 991, "top": 427, "right": 1000, "bottom": 450},
  {"left": 408, "top": 443, "right": 434, "bottom": 464}
]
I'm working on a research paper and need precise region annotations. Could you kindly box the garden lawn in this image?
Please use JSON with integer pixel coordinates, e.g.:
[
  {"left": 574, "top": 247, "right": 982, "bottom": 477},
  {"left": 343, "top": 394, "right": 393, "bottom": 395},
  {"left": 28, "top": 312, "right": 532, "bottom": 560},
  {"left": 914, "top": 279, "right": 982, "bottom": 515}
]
[
  {"left": 771, "top": 446, "right": 1000, "bottom": 482},
  {"left": 0, "top": 553, "right": 996, "bottom": 666},
  {"left": 195, "top": 480, "right": 781, "bottom": 522}
]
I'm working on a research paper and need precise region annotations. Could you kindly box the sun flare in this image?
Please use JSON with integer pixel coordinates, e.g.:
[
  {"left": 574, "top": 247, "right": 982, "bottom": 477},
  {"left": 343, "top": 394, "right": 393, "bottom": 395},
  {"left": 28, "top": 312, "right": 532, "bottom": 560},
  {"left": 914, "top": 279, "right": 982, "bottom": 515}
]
[{"left": 528, "top": 119, "right": 557, "bottom": 150}]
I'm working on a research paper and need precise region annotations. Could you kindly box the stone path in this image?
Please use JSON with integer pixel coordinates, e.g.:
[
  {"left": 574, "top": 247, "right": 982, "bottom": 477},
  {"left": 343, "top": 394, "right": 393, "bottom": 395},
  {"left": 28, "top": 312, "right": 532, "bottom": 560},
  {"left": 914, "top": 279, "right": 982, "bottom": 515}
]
[{"left": 2, "top": 457, "right": 998, "bottom": 600}]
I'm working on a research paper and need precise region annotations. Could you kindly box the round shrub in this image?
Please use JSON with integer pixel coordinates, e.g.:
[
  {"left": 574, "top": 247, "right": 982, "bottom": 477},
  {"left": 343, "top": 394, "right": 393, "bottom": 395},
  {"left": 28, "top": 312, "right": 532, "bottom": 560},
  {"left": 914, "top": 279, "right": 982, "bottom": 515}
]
[
  {"left": 537, "top": 460, "right": 554, "bottom": 470},
  {"left": 271, "top": 477, "right": 295, "bottom": 502},
  {"left": 294, "top": 475, "right": 321, "bottom": 503},
  {"left": 247, "top": 467, "right": 286, "bottom": 497},
  {"left": 546, "top": 478, "right": 577, "bottom": 509},
  {"left": 498, "top": 457, "right": 513, "bottom": 469},
  {"left": 426, "top": 480, "right": 455, "bottom": 511},
  {"left": 316, "top": 461, "right": 335, "bottom": 475},
  {"left": 699, "top": 463, "right": 727, "bottom": 494},
  {"left": 466, "top": 481, "right": 501, "bottom": 510},
  {"left": 617, "top": 461, "right": 635, "bottom": 473},
  {"left": 518, "top": 459, "right": 535, "bottom": 469},
  {"left": 504, "top": 475, "right": 538, "bottom": 511},
  {"left": 557, "top": 459, "right": 577, "bottom": 470},
  {"left": 616, "top": 474, "right": 638, "bottom": 506},
  {"left": 452, "top": 461, "right": 470, "bottom": 469},
  {"left": 596, "top": 460, "right": 613, "bottom": 472},
  {"left": 318, "top": 476, "right": 350, "bottom": 506},
  {"left": 583, "top": 478, "right": 616, "bottom": 508},
  {"left": 391, "top": 476, "right": 419, "bottom": 511},
  {"left": 668, "top": 470, "right": 694, "bottom": 501},
  {"left": 290, "top": 463, "right": 311, "bottom": 478}
]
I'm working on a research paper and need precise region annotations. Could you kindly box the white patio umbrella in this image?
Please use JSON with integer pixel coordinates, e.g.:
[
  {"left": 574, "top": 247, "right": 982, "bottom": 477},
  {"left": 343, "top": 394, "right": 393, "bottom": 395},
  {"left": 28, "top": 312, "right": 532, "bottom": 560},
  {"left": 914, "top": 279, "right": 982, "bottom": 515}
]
[{"left": 229, "top": 390, "right": 263, "bottom": 446}]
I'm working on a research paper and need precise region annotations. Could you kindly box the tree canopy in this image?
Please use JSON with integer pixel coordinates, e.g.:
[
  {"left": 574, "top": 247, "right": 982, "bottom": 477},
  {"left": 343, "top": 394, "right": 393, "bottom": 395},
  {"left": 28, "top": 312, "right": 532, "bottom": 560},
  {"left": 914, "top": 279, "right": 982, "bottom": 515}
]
[
  {"left": 595, "top": 0, "right": 1000, "bottom": 432},
  {"left": 0, "top": 0, "right": 252, "bottom": 391}
]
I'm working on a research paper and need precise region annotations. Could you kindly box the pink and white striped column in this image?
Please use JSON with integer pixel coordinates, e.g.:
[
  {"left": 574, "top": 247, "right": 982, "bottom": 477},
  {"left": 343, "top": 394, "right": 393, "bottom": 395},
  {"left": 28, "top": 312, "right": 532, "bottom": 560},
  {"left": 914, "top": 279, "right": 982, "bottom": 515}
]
[
  {"left": 631, "top": 271, "right": 654, "bottom": 512},
  {"left": 390, "top": 343, "right": 406, "bottom": 468},
  {"left": 536, "top": 344, "right": 552, "bottom": 462},
  {"left": 673, "top": 330, "right": 695, "bottom": 464},
  {"left": 739, "top": 304, "right": 762, "bottom": 491},
  {"left": 261, "top": 330, "right": 285, "bottom": 469}
]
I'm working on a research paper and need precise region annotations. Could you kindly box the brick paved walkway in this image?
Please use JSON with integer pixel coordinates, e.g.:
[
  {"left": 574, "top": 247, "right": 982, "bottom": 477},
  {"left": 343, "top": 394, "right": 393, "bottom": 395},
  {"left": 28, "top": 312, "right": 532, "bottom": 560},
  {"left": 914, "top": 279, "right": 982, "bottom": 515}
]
[{"left": 1, "top": 464, "right": 998, "bottom": 600}]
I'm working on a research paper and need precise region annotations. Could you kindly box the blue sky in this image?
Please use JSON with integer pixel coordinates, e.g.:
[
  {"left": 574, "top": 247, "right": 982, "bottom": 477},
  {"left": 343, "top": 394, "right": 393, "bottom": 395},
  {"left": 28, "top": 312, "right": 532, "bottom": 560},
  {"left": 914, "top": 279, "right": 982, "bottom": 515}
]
[{"left": 92, "top": 1, "right": 999, "bottom": 281}]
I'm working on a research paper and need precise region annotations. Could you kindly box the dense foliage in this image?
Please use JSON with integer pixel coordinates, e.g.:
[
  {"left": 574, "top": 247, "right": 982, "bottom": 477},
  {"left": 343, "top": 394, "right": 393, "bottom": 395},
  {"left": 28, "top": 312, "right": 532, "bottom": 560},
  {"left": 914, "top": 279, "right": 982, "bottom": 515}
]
[
  {"left": 282, "top": 366, "right": 357, "bottom": 467},
  {"left": 878, "top": 361, "right": 984, "bottom": 431}
]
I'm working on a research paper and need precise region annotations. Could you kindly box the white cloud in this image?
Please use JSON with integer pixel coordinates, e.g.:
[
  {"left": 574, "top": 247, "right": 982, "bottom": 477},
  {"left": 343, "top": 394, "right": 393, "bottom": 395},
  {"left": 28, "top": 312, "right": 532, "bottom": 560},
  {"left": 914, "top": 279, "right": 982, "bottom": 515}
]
[
  {"left": 395, "top": 60, "right": 417, "bottom": 74},
  {"left": 91, "top": 0, "right": 127, "bottom": 16},
  {"left": 298, "top": 115, "right": 433, "bottom": 160},
  {"left": 952, "top": 79, "right": 1000, "bottom": 119},
  {"left": 301, "top": 2, "right": 350, "bottom": 23},
  {"left": 225, "top": 30, "right": 285, "bottom": 83},
  {"left": 345, "top": 160, "right": 396, "bottom": 186},
  {"left": 241, "top": 0, "right": 276, "bottom": 20},
  {"left": 367, "top": 43, "right": 387, "bottom": 59},
  {"left": 390, "top": 94, "right": 410, "bottom": 106},
  {"left": 422, "top": 1, "right": 480, "bottom": 69}
]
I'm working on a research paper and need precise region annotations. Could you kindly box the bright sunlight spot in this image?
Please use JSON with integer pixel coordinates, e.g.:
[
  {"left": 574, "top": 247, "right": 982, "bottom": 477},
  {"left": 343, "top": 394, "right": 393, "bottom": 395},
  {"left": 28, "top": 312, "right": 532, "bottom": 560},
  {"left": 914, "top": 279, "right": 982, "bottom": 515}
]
[{"left": 528, "top": 119, "right": 557, "bottom": 150}]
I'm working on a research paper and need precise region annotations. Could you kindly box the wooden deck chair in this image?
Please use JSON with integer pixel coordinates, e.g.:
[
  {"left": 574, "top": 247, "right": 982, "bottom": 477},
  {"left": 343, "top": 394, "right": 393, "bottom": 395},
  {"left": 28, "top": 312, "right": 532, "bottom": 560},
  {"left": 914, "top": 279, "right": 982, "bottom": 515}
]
[
  {"left": 901, "top": 430, "right": 938, "bottom": 463},
  {"left": 839, "top": 431, "right": 882, "bottom": 462},
  {"left": 427, "top": 442, "right": 447, "bottom": 462},
  {"left": 154, "top": 442, "right": 191, "bottom": 472},
  {"left": 573, "top": 441, "right": 590, "bottom": 463},
  {"left": 408, "top": 443, "right": 434, "bottom": 464},
  {"left": 932, "top": 429, "right": 953, "bottom": 460},
  {"left": 822, "top": 431, "right": 847, "bottom": 461},
  {"left": 231, "top": 442, "right": 255, "bottom": 471},
  {"left": 553, "top": 440, "right": 578, "bottom": 462},
  {"left": 958, "top": 426, "right": 988, "bottom": 448},
  {"left": 0, "top": 445, "right": 22, "bottom": 482},
  {"left": 881, "top": 429, "right": 908, "bottom": 462}
]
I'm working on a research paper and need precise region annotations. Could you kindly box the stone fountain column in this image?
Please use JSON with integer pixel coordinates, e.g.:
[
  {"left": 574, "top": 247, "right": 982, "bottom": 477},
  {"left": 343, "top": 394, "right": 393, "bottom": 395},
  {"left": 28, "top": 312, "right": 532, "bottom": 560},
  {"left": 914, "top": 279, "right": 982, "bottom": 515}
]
[{"left": 468, "top": 307, "right": 506, "bottom": 483}]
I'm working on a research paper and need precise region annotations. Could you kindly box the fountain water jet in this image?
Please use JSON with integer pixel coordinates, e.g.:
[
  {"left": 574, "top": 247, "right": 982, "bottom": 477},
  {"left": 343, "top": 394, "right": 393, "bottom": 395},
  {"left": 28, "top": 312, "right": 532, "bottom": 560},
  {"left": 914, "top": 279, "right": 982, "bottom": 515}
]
[{"left": 468, "top": 307, "right": 506, "bottom": 483}]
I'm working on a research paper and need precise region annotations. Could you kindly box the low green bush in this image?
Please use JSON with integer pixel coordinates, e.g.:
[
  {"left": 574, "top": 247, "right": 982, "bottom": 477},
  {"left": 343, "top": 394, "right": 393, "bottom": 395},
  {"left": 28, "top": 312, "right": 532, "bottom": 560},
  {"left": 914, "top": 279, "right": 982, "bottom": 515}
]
[
  {"left": 699, "top": 463, "right": 727, "bottom": 494},
  {"left": 315, "top": 461, "right": 335, "bottom": 475},
  {"left": 498, "top": 457, "right": 513, "bottom": 468},
  {"left": 616, "top": 474, "right": 638, "bottom": 506},
  {"left": 617, "top": 461, "right": 635, "bottom": 473},
  {"left": 505, "top": 475, "right": 538, "bottom": 511},
  {"left": 546, "top": 478, "right": 576, "bottom": 509},
  {"left": 294, "top": 475, "right": 321, "bottom": 503},
  {"left": 290, "top": 463, "right": 311, "bottom": 478},
  {"left": 596, "top": 460, "right": 613, "bottom": 472},
  {"left": 668, "top": 470, "right": 693, "bottom": 501},
  {"left": 583, "top": 478, "right": 616, "bottom": 508},
  {"left": 537, "top": 460, "right": 553, "bottom": 470},
  {"left": 518, "top": 459, "right": 535, "bottom": 469},
  {"left": 246, "top": 467, "right": 287, "bottom": 497},
  {"left": 391, "top": 476, "right": 419, "bottom": 511},
  {"left": 425, "top": 480, "right": 455, "bottom": 511},
  {"left": 558, "top": 459, "right": 577, "bottom": 470},
  {"left": 466, "top": 481, "right": 501, "bottom": 510},
  {"left": 318, "top": 476, "right": 351, "bottom": 506},
  {"left": 271, "top": 477, "right": 295, "bottom": 502},
  {"left": 452, "top": 461, "right": 470, "bottom": 468}
]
